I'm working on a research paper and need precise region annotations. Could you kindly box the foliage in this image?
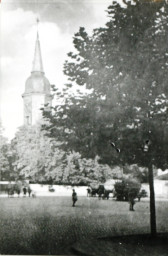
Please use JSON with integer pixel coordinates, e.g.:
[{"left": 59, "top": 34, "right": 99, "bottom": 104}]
[
  {"left": 114, "top": 176, "right": 141, "bottom": 201},
  {"left": 123, "top": 164, "right": 149, "bottom": 183},
  {"left": 11, "top": 125, "right": 113, "bottom": 185},
  {"left": 11, "top": 125, "right": 66, "bottom": 183},
  {"left": 138, "top": 189, "right": 148, "bottom": 200},
  {"left": 0, "top": 128, "right": 15, "bottom": 180},
  {"left": 42, "top": 1, "right": 168, "bottom": 172},
  {"left": 59, "top": 152, "right": 113, "bottom": 185}
]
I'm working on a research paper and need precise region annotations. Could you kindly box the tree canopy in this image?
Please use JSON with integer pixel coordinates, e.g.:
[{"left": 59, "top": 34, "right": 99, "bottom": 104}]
[
  {"left": 10, "top": 125, "right": 113, "bottom": 185},
  {"left": 42, "top": 0, "right": 168, "bottom": 171}
]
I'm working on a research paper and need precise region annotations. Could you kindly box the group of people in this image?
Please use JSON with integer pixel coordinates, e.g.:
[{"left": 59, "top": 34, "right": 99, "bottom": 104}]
[
  {"left": 7, "top": 184, "right": 36, "bottom": 198},
  {"left": 23, "top": 186, "right": 31, "bottom": 197},
  {"left": 22, "top": 186, "right": 36, "bottom": 198}
]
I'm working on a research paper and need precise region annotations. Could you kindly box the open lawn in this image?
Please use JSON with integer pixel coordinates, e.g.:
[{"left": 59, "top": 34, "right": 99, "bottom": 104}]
[{"left": 0, "top": 197, "right": 168, "bottom": 255}]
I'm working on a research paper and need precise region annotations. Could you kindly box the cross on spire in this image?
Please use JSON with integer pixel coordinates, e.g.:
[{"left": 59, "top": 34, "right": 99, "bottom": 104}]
[{"left": 36, "top": 18, "right": 39, "bottom": 38}]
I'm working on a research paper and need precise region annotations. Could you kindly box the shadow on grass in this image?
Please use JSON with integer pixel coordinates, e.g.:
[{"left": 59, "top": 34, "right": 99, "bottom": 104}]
[
  {"left": 22, "top": 216, "right": 77, "bottom": 255},
  {"left": 71, "top": 233, "right": 168, "bottom": 256},
  {"left": 0, "top": 216, "right": 76, "bottom": 255},
  {"left": 1, "top": 217, "right": 168, "bottom": 256},
  {"left": 98, "top": 232, "right": 168, "bottom": 245}
]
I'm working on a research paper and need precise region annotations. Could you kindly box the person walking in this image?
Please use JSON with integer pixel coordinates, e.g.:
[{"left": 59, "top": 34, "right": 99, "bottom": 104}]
[
  {"left": 72, "top": 189, "right": 78, "bottom": 207},
  {"left": 128, "top": 191, "right": 135, "bottom": 211},
  {"left": 23, "top": 187, "right": 27, "bottom": 197},
  {"left": 87, "top": 187, "right": 91, "bottom": 197},
  {"left": 28, "top": 186, "right": 32, "bottom": 197},
  {"left": 16, "top": 188, "right": 21, "bottom": 197}
]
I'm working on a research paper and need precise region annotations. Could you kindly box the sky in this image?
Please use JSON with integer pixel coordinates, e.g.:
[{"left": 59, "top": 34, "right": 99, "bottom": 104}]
[{"left": 0, "top": 0, "right": 124, "bottom": 140}]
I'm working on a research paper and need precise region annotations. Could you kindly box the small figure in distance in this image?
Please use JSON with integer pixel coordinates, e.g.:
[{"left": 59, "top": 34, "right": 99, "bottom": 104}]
[
  {"left": 87, "top": 186, "right": 91, "bottom": 197},
  {"left": 16, "top": 187, "right": 21, "bottom": 198},
  {"left": 23, "top": 187, "right": 27, "bottom": 197},
  {"left": 15, "top": 180, "right": 22, "bottom": 198},
  {"left": 7, "top": 181, "right": 12, "bottom": 198},
  {"left": 28, "top": 186, "right": 32, "bottom": 197},
  {"left": 128, "top": 191, "right": 136, "bottom": 211},
  {"left": 72, "top": 189, "right": 78, "bottom": 207}
]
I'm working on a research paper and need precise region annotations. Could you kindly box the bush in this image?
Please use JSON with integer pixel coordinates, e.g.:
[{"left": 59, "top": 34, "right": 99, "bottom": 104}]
[
  {"left": 114, "top": 178, "right": 141, "bottom": 201},
  {"left": 137, "top": 189, "right": 148, "bottom": 201}
]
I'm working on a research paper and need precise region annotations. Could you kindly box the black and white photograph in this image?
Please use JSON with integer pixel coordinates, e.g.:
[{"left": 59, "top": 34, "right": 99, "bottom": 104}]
[{"left": 0, "top": 0, "right": 168, "bottom": 255}]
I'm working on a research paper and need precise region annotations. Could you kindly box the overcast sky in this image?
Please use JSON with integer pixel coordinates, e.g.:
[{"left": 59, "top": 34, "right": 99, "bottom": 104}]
[{"left": 0, "top": 0, "right": 125, "bottom": 140}]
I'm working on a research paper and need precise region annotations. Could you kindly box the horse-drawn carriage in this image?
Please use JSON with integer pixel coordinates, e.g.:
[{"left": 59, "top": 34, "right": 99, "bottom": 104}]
[{"left": 87, "top": 183, "right": 113, "bottom": 199}]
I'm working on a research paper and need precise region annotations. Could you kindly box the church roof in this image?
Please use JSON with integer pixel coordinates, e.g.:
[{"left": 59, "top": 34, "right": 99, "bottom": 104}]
[
  {"left": 25, "top": 72, "right": 50, "bottom": 94},
  {"left": 24, "top": 30, "right": 50, "bottom": 95},
  {"left": 32, "top": 32, "right": 44, "bottom": 73}
]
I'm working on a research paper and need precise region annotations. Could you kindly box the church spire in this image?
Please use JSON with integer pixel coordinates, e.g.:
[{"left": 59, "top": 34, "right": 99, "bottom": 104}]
[
  {"left": 32, "top": 18, "right": 44, "bottom": 73},
  {"left": 23, "top": 18, "right": 52, "bottom": 126}
]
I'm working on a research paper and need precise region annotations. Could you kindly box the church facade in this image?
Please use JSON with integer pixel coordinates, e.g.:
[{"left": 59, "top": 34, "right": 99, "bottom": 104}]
[{"left": 22, "top": 30, "right": 52, "bottom": 125}]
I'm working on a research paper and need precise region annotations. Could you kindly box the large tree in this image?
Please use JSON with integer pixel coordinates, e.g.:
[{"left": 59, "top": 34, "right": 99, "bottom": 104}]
[
  {"left": 11, "top": 125, "right": 67, "bottom": 183},
  {"left": 42, "top": 0, "right": 168, "bottom": 236},
  {"left": 43, "top": 0, "right": 168, "bottom": 167}
]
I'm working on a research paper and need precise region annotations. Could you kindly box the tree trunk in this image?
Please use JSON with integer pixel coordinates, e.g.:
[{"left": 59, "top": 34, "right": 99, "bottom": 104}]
[{"left": 148, "top": 162, "right": 157, "bottom": 237}]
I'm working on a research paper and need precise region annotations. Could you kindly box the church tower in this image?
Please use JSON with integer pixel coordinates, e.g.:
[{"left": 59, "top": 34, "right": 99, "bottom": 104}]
[{"left": 22, "top": 21, "right": 52, "bottom": 125}]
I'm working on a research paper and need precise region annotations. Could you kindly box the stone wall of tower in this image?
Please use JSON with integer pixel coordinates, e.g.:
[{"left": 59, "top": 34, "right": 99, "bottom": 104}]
[
  {"left": 31, "top": 93, "right": 51, "bottom": 125},
  {"left": 23, "top": 93, "right": 51, "bottom": 125},
  {"left": 23, "top": 95, "right": 32, "bottom": 125}
]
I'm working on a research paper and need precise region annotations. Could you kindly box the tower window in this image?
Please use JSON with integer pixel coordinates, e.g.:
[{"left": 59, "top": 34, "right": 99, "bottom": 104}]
[{"left": 26, "top": 116, "right": 30, "bottom": 125}]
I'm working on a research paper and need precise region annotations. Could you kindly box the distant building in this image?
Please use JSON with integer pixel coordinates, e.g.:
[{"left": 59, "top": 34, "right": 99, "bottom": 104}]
[
  {"left": 157, "top": 168, "right": 168, "bottom": 177},
  {"left": 22, "top": 26, "right": 52, "bottom": 125}
]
